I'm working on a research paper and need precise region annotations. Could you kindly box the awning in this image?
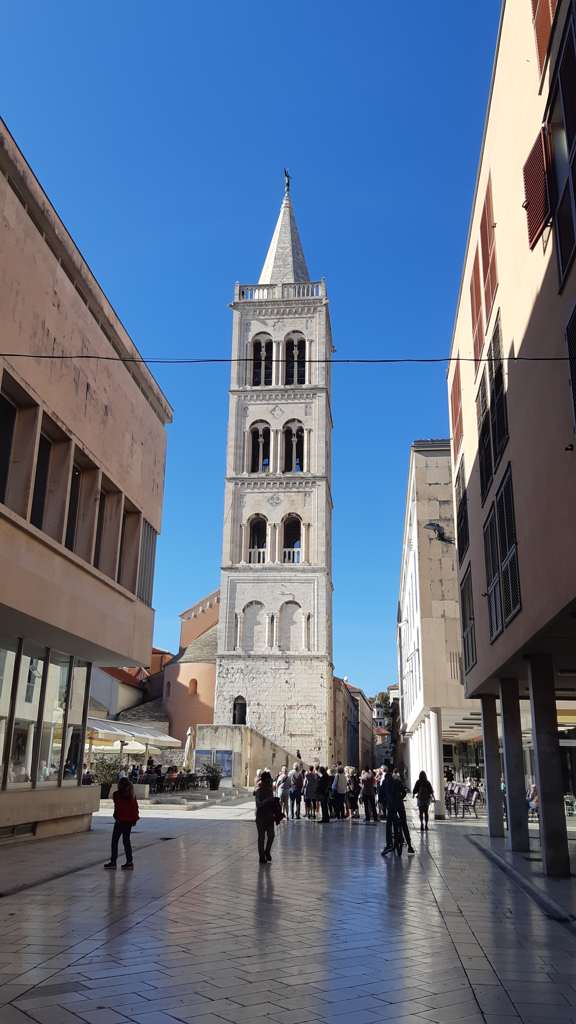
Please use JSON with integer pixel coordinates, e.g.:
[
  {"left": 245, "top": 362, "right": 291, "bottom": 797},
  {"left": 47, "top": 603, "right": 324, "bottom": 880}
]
[{"left": 85, "top": 718, "right": 181, "bottom": 749}]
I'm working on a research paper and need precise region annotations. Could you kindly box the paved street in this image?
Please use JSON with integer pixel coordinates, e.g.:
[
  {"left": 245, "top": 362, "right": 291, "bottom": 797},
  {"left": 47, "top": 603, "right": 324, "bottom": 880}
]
[{"left": 0, "top": 805, "right": 575, "bottom": 1024}]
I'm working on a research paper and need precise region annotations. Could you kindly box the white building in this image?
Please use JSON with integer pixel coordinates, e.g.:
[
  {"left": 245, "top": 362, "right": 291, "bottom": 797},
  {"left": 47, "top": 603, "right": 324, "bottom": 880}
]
[
  {"left": 213, "top": 182, "right": 334, "bottom": 763},
  {"left": 397, "top": 441, "right": 482, "bottom": 813}
]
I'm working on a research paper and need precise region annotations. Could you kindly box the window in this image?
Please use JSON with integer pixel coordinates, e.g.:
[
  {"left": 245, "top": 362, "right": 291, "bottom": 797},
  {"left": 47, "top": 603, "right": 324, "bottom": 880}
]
[
  {"left": 36, "top": 652, "right": 70, "bottom": 785},
  {"left": 460, "top": 567, "right": 477, "bottom": 674},
  {"left": 251, "top": 336, "right": 273, "bottom": 386},
  {"left": 480, "top": 178, "right": 498, "bottom": 325},
  {"left": 282, "top": 515, "right": 301, "bottom": 563},
  {"left": 488, "top": 317, "right": 509, "bottom": 467},
  {"left": 496, "top": 468, "right": 521, "bottom": 624},
  {"left": 243, "top": 602, "right": 266, "bottom": 652},
  {"left": 470, "top": 248, "right": 484, "bottom": 367},
  {"left": 455, "top": 459, "right": 469, "bottom": 563},
  {"left": 93, "top": 490, "right": 107, "bottom": 569},
  {"left": 567, "top": 305, "right": 576, "bottom": 421},
  {"left": 531, "top": 0, "right": 559, "bottom": 74},
  {"left": 233, "top": 696, "right": 247, "bottom": 725},
  {"left": 30, "top": 434, "right": 52, "bottom": 530},
  {"left": 248, "top": 516, "right": 267, "bottom": 564},
  {"left": 0, "top": 393, "right": 16, "bottom": 505},
  {"left": 483, "top": 507, "right": 503, "bottom": 641},
  {"left": 249, "top": 422, "right": 271, "bottom": 473},
  {"left": 549, "top": 19, "right": 576, "bottom": 281},
  {"left": 25, "top": 657, "right": 42, "bottom": 703},
  {"left": 137, "top": 520, "right": 157, "bottom": 606},
  {"left": 285, "top": 334, "right": 306, "bottom": 385},
  {"left": 278, "top": 601, "right": 304, "bottom": 652},
  {"left": 476, "top": 372, "right": 493, "bottom": 502},
  {"left": 523, "top": 129, "right": 551, "bottom": 248},
  {"left": 283, "top": 421, "right": 305, "bottom": 472},
  {"left": 65, "top": 465, "right": 81, "bottom": 550},
  {"left": 450, "top": 361, "right": 463, "bottom": 459},
  {"left": 7, "top": 642, "right": 47, "bottom": 788}
]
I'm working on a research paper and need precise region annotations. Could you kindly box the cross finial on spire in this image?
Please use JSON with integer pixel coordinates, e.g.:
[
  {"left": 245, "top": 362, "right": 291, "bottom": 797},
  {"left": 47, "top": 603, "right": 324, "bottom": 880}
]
[{"left": 283, "top": 167, "right": 291, "bottom": 195}]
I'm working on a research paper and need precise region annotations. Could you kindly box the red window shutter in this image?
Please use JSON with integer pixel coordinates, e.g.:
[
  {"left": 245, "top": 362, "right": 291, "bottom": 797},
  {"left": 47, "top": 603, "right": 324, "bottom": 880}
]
[
  {"left": 480, "top": 179, "right": 498, "bottom": 325},
  {"left": 470, "top": 248, "right": 484, "bottom": 367},
  {"left": 532, "top": 0, "right": 554, "bottom": 74},
  {"left": 522, "top": 128, "right": 551, "bottom": 248},
  {"left": 450, "top": 361, "right": 463, "bottom": 459}
]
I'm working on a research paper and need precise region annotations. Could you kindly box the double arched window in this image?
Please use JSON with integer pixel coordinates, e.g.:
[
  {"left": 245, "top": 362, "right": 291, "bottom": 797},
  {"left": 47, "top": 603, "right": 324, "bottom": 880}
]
[
  {"left": 250, "top": 421, "right": 271, "bottom": 473},
  {"left": 282, "top": 515, "right": 301, "bottom": 563},
  {"left": 283, "top": 420, "right": 304, "bottom": 473},
  {"left": 251, "top": 335, "right": 273, "bottom": 386},
  {"left": 284, "top": 333, "right": 306, "bottom": 385},
  {"left": 248, "top": 515, "right": 267, "bottom": 564}
]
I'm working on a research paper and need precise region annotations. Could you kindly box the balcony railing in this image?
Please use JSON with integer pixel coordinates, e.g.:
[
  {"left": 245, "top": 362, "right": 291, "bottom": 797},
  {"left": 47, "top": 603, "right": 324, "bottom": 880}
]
[
  {"left": 237, "top": 281, "right": 324, "bottom": 301},
  {"left": 283, "top": 548, "right": 301, "bottom": 564},
  {"left": 248, "top": 548, "right": 266, "bottom": 564}
]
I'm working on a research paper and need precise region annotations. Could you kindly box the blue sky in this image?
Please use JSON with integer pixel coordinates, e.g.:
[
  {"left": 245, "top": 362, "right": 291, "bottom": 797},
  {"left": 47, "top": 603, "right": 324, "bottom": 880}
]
[{"left": 2, "top": 1, "right": 501, "bottom": 694}]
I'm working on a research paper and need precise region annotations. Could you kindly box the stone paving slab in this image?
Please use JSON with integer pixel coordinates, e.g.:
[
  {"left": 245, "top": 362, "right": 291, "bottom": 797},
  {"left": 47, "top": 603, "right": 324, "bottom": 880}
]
[{"left": 0, "top": 807, "right": 575, "bottom": 1024}]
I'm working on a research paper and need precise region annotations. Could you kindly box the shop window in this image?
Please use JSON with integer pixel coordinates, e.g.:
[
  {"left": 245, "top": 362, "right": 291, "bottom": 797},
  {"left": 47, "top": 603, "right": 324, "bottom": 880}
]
[
  {"left": 36, "top": 652, "right": 71, "bottom": 785},
  {"left": 6, "top": 642, "right": 47, "bottom": 788}
]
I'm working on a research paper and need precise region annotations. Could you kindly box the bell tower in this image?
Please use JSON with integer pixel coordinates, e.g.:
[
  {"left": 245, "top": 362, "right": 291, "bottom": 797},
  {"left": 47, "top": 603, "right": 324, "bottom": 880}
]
[{"left": 214, "top": 182, "right": 334, "bottom": 764}]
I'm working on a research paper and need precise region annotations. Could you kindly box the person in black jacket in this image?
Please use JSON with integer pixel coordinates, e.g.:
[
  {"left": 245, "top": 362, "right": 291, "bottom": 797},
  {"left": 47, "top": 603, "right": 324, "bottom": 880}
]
[
  {"left": 254, "top": 771, "right": 277, "bottom": 864},
  {"left": 413, "top": 770, "right": 435, "bottom": 831},
  {"left": 381, "top": 765, "right": 414, "bottom": 855},
  {"left": 316, "top": 766, "right": 331, "bottom": 823}
]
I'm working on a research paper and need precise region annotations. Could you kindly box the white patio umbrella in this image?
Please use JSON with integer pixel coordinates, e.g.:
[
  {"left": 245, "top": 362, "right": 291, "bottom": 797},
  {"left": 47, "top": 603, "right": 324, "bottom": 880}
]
[{"left": 182, "top": 726, "right": 194, "bottom": 770}]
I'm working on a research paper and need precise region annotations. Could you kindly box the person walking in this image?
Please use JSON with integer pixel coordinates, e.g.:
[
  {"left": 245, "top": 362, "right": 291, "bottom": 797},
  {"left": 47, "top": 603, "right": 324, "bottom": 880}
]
[
  {"left": 413, "top": 770, "right": 435, "bottom": 831},
  {"left": 332, "top": 765, "right": 348, "bottom": 819},
  {"left": 276, "top": 765, "right": 290, "bottom": 819},
  {"left": 381, "top": 764, "right": 414, "bottom": 854},
  {"left": 104, "top": 778, "right": 139, "bottom": 870},
  {"left": 303, "top": 766, "right": 318, "bottom": 819},
  {"left": 254, "top": 770, "right": 279, "bottom": 864},
  {"left": 360, "top": 767, "right": 378, "bottom": 823},
  {"left": 347, "top": 769, "right": 360, "bottom": 818},
  {"left": 288, "top": 763, "right": 303, "bottom": 819},
  {"left": 317, "top": 766, "right": 331, "bottom": 823}
]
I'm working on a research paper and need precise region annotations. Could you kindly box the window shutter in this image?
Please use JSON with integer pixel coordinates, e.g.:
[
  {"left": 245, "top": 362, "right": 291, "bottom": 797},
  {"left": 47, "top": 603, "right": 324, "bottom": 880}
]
[
  {"left": 480, "top": 179, "right": 498, "bottom": 324},
  {"left": 470, "top": 248, "right": 484, "bottom": 366},
  {"left": 523, "top": 129, "right": 551, "bottom": 248},
  {"left": 566, "top": 307, "right": 576, "bottom": 423},
  {"left": 483, "top": 508, "right": 503, "bottom": 640},
  {"left": 532, "top": 0, "right": 555, "bottom": 74},
  {"left": 450, "top": 361, "right": 463, "bottom": 458}
]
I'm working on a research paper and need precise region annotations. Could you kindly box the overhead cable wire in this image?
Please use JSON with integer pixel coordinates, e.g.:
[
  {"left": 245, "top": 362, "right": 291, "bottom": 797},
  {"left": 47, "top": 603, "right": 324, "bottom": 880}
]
[{"left": 0, "top": 353, "right": 572, "bottom": 365}]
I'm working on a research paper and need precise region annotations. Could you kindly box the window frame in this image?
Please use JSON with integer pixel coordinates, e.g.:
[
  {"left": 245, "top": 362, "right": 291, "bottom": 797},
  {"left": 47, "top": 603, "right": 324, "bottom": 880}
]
[
  {"left": 495, "top": 465, "right": 522, "bottom": 627},
  {"left": 476, "top": 370, "right": 493, "bottom": 505},
  {"left": 460, "top": 565, "right": 477, "bottom": 675},
  {"left": 454, "top": 458, "right": 470, "bottom": 565},
  {"left": 483, "top": 505, "right": 504, "bottom": 642},
  {"left": 548, "top": 10, "right": 576, "bottom": 288}
]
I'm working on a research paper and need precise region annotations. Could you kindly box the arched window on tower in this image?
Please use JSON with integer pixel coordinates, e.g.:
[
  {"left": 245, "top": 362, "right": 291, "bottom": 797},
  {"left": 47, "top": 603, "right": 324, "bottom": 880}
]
[
  {"left": 284, "top": 333, "right": 306, "bottom": 385},
  {"left": 233, "top": 695, "right": 247, "bottom": 725},
  {"left": 248, "top": 515, "right": 267, "bottom": 564},
  {"left": 251, "top": 335, "right": 273, "bottom": 386},
  {"left": 249, "top": 421, "right": 271, "bottom": 473},
  {"left": 243, "top": 601, "right": 266, "bottom": 651},
  {"left": 278, "top": 601, "right": 304, "bottom": 652},
  {"left": 283, "top": 515, "right": 301, "bottom": 564},
  {"left": 283, "top": 420, "right": 305, "bottom": 473}
]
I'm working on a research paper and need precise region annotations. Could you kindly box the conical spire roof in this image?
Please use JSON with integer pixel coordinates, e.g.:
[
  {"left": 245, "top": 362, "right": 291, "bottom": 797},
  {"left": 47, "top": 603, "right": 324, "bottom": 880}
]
[{"left": 258, "top": 194, "right": 310, "bottom": 285}]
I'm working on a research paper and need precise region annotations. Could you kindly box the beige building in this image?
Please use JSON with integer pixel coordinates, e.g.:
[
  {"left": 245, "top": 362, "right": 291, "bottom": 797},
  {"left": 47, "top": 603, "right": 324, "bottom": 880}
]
[
  {"left": 162, "top": 591, "right": 219, "bottom": 744},
  {"left": 0, "top": 120, "right": 172, "bottom": 837},
  {"left": 447, "top": 0, "right": 576, "bottom": 874},
  {"left": 397, "top": 442, "right": 481, "bottom": 813}
]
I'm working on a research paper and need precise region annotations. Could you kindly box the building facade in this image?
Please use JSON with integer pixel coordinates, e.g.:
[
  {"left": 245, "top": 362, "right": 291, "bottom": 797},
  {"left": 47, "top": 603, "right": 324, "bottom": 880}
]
[
  {"left": 213, "top": 185, "right": 334, "bottom": 764},
  {"left": 0, "top": 120, "right": 171, "bottom": 836},
  {"left": 397, "top": 442, "right": 481, "bottom": 814},
  {"left": 161, "top": 591, "right": 219, "bottom": 744},
  {"left": 447, "top": 0, "right": 576, "bottom": 874}
]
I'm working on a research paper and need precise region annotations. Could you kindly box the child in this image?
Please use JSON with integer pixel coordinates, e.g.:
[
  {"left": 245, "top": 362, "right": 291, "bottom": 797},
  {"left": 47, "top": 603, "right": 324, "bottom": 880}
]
[{"left": 104, "top": 777, "right": 139, "bottom": 870}]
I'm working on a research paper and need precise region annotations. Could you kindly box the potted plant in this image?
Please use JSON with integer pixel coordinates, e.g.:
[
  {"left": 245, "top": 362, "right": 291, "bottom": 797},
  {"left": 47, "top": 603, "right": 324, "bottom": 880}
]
[
  {"left": 199, "top": 762, "right": 222, "bottom": 791},
  {"left": 93, "top": 755, "right": 123, "bottom": 799}
]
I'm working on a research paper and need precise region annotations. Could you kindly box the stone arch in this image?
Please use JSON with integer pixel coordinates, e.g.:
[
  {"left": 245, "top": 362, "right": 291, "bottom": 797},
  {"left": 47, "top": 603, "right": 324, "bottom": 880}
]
[
  {"left": 243, "top": 600, "right": 266, "bottom": 652},
  {"left": 248, "top": 514, "right": 267, "bottom": 564},
  {"left": 282, "top": 514, "right": 302, "bottom": 563},
  {"left": 251, "top": 333, "right": 273, "bottom": 386},
  {"left": 284, "top": 331, "right": 306, "bottom": 385},
  {"left": 278, "top": 601, "right": 304, "bottom": 652},
  {"left": 248, "top": 419, "right": 271, "bottom": 473},
  {"left": 233, "top": 695, "right": 247, "bottom": 725},
  {"left": 282, "top": 419, "right": 305, "bottom": 472}
]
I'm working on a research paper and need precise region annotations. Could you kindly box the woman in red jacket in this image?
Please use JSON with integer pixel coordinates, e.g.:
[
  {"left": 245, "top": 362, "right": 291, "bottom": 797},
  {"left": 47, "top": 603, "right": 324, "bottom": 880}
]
[{"left": 104, "top": 777, "right": 139, "bottom": 870}]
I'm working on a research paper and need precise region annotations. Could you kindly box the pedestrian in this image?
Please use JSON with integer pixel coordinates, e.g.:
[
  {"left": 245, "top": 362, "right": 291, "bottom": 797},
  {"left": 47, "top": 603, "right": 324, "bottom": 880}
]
[
  {"left": 303, "top": 766, "right": 318, "bottom": 819},
  {"left": 347, "top": 769, "right": 360, "bottom": 818},
  {"left": 360, "top": 767, "right": 378, "bottom": 823},
  {"left": 275, "top": 765, "right": 290, "bottom": 818},
  {"left": 254, "top": 769, "right": 282, "bottom": 864},
  {"left": 381, "top": 764, "right": 414, "bottom": 855},
  {"left": 317, "top": 766, "right": 331, "bottom": 823},
  {"left": 104, "top": 778, "right": 139, "bottom": 870},
  {"left": 413, "top": 770, "right": 435, "bottom": 831},
  {"left": 288, "top": 762, "right": 303, "bottom": 819},
  {"left": 331, "top": 764, "right": 348, "bottom": 819}
]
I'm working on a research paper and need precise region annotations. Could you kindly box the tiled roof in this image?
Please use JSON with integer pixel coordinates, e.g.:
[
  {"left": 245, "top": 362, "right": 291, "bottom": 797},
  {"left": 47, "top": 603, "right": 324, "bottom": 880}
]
[
  {"left": 117, "top": 698, "right": 168, "bottom": 723},
  {"left": 174, "top": 624, "right": 218, "bottom": 665},
  {"left": 100, "top": 666, "right": 147, "bottom": 689}
]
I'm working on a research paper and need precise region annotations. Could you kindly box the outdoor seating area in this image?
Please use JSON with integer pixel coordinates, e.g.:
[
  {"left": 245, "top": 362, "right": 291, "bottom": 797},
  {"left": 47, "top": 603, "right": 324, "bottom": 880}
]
[{"left": 445, "top": 781, "right": 484, "bottom": 818}]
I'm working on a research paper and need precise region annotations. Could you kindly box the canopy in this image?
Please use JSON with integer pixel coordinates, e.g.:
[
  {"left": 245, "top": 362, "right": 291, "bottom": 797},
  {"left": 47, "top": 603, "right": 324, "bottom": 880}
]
[{"left": 85, "top": 718, "right": 181, "bottom": 749}]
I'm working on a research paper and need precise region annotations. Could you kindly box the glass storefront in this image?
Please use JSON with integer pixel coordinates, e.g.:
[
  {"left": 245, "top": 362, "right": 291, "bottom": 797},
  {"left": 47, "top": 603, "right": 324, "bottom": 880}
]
[{"left": 0, "top": 637, "right": 91, "bottom": 792}]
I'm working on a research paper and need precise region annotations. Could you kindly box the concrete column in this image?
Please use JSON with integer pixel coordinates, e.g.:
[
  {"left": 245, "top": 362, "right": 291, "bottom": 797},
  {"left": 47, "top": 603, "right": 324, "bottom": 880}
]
[
  {"left": 429, "top": 708, "right": 445, "bottom": 818},
  {"left": 422, "top": 714, "right": 431, "bottom": 783},
  {"left": 481, "top": 694, "right": 505, "bottom": 838},
  {"left": 500, "top": 678, "right": 530, "bottom": 852},
  {"left": 527, "top": 654, "right": 570, "bottom": 877}
]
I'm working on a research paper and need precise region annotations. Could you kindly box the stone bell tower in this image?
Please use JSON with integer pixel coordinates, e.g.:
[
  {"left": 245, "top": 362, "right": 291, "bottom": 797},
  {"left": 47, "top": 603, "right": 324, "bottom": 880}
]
[{"left": 214, "top": 181, "right": 334, "bottom": 764}]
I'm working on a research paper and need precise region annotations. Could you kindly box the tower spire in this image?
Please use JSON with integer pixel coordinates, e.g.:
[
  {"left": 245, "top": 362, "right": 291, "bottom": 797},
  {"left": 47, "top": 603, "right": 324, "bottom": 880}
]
[{"left": 258, "top": 178, "right": 309, "bottom": 285}]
